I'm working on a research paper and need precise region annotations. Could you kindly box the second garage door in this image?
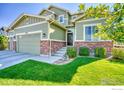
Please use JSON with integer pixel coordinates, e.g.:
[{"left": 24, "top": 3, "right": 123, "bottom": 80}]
[{"left": 17, "top": 33, "right": 41, "bottom": 55}]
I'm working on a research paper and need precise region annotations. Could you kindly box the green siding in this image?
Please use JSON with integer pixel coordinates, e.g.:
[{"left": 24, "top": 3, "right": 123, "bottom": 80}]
[
  {"left": 75, "top": 19, "right": 105, "bottom": 40},
  {"left": 14, "top": 22, "right": 49, "bottom": 39},
  {"left": 15, "top": 17, "right": 45, "bottom": 28},
  {"left": 40, "top": 10, "right": 53, "bottom": 16},
  {"left": 50, "top": 24, "right": 66, "bottom": 41},
  {"left": 49, "top": 7, "right": 69, "bottom": 26}
]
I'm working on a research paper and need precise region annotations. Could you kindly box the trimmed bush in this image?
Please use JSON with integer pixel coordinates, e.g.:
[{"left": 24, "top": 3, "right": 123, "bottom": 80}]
[
  {"left": 94, "top": 47, "right": 106, "bottom": 58},
  {"left": 67, "top": 47, "right": 77, "bottom": 58},
  {"left": 99, "top": 47, "right": 107, "bottom": 58},
  {"left": 112, "top": 48, "right": 124, "bottom": 60},
  {"left": 94, "top": 47, "right": 99, "bottom": 57},
  {"left": 0, "top": 35, "right": 8, "bottom": 50},
  {"left": 79, "top": 47, "right": 90, "bottom": 56}
]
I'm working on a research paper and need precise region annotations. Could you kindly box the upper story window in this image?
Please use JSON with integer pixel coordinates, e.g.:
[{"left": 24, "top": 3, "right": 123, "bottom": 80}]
[
  {"left": 72, "top": 15, "right": 77, "bottom": 20},
  {"left": 84, "top": 25, "right": 99, "bottom": 41},
  {"left": 58, "top": 15, "right": 64, "bottom": 23}
]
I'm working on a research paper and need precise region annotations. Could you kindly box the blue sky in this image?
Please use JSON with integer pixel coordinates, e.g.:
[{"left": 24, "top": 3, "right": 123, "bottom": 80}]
[{"left": 0, "top": 3, "right": 113, "bottom": 27}]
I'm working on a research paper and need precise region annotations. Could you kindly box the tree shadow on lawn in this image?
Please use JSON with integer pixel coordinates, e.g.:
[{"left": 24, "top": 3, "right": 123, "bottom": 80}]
[
  {"left": 0, "top": 57, "right": 100, "bottom": 83},
  {"left": 109, "top": 58, "right": 124, "bottom": 64}
]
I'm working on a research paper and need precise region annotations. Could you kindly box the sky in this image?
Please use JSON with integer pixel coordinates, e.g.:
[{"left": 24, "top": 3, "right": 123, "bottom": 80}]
[{"left": 0, "top": 3, "right": 113, "bottom": 27}]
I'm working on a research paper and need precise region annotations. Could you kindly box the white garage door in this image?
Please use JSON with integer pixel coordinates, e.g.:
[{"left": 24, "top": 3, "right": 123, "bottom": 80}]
[{"left": 17, "top": 33, "right": 41, "bottom": 55}]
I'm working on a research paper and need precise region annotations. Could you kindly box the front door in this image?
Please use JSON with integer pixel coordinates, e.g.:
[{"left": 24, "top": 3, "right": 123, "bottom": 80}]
[{"left": 67, "top": 33, "right": 73, "bottom": 46}]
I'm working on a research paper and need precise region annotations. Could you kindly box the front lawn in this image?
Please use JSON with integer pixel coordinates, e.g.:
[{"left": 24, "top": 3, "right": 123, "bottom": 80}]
[{"left": 0, "top": 57, "right": 124, "bottom": 85}]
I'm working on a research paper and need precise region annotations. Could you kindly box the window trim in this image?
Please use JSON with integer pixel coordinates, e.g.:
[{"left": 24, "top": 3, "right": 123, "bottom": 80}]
[
  {"left": 58, "top": 15, "right": 65, "bottom": 23},
  {"left": 83, "top": 23, "right": 101, "bottom": 41},
  {"left": 72, "top": 15, "right": 77, "bottom": 20}
]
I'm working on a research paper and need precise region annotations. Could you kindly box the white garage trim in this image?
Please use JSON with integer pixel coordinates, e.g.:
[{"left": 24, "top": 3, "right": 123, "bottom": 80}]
[
  {"left": 17, "top": 33, "right": 41, "bottom": 55},
  {"left": 16, "top": 30, "right": 42, "bottom": 42},
  {"left": 28, "top": 31, "right": 42, "bottom": 34},
  {"left": 16, "top": 32, "right": 26, "bottom": 36}
]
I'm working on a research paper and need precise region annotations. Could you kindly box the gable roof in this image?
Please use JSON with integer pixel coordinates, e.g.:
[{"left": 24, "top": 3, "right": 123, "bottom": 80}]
[
  {"left": 9, "top": 13, "right": 46, "bottom": 30},
  {"left": 71, "top": 11, "right": 84, "bottom": 16},
  {"left": 39, "top": 9, "right": 56, "bottom": 15},
  {"left": 48, "top": 19, "right": 66, "bottom": 30},
  {"left": 74, "top": 18, "right": 106, "bottom": 23},
  {"left": 39, "top": 5, "right": 72, "bottom": 16},
  {"left": 71, "top": 14, "right": 86, "bottom": 22},
  {"left": 8, "top": 12, "right": 66, "bottom": 32}
]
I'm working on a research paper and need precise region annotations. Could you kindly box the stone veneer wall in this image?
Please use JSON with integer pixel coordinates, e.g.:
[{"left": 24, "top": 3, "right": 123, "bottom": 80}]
[
  {"left": 8, "top": 42, "right": 10, "bottom": 50},
  {"left": 51, "top": 41, "right": 66, "bottom": 54},
  {"left": 74, "top": 41, "right": 113, "bottom": 52},
  {"left": 13, "top": 41, "right": 16, "bottom": 51},
  {"left": 40, "top": 40, "right": 66, "bottom": 55},
  {"left": 8, "top": 41, "right": 16, "bottom": 51},
  {"left": 40, "top": 40, "right": 50, "bottom": 55}
]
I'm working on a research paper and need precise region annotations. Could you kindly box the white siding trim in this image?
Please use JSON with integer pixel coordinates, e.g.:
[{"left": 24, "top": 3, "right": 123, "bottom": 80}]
[
  {"left": 75, "top": 40, "right": 84, "bottom": 42},
  {"left": 75, "top": 25, "right": 76, "bottom": 42},
  {"left": 41, "top": 39, "right": 66, "bottom": 42},
  {"left": 83, "top": 23, "right": 100, "bottom": 41},
  {"left": 48, "top": 23, "right": 50, "bottom": 40},
  {"left": 41, "top": 39, "right": 49, "bottom": 41},
  {"left": 75, "top": 40, "right": 112, "bottom": 42},
  {"left": 66, "top": 29, "right": 67, "bottom": 46},
  {"left": 51, "top": 39, "right": 66, "bottom": 42},
  {"left": 76, "top": 18, "right": 105, "bottom": 23},
  {"left": 14, "top": 21, "right": 47, "bottom": 29}
]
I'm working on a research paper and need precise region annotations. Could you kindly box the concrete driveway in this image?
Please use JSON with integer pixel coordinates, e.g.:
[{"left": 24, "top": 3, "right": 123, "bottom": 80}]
[{"left": 0, "top": 50, "right": 62, "bottom": 70}]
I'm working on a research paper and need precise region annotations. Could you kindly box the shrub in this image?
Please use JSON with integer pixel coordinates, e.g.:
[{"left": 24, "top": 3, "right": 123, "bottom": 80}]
[
  {"left": 99, "top": 47, "right": 106, "bottom": 58},
  {"left": 94, "top": 47, "right": 106, "bottom": 58},
  {"left": 0, "top": 35, "right": 8, "bottom": 50},
  {"left": 112, "top": 48, "right": 124, "bottom": 60},
  {"left": 67, "top": 47, "right": 77, "bottom": 58},
  {"left": 79, "top": 46, "right": 90, "bottom": 56},
  {"left": 94, "top": 47, "right": 99, "bottom": 57}
]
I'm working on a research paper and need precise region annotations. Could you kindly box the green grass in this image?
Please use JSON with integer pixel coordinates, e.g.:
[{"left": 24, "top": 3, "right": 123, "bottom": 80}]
[{"left": 0, "top": 57, "right": 124, "bottom": 85}]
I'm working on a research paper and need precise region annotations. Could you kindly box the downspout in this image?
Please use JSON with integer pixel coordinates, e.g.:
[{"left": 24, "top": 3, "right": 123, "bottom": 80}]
[{"left": 48, "top": 16, "right": 56, "bottom": 56}]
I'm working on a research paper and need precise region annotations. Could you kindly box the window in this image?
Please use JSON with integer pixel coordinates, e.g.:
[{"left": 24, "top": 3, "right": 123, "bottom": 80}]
[
  {"left": 58, "top": 15, "right": 64, "bottom": 23},
  {"left": 72, "top": 16, "right": 77, "bottom": 19},
  {"left": 85, "top": 26, "right": 92, "bottom": 41},
  {"left": 84, "top": 25, "right": 99, "bottom": 41}
]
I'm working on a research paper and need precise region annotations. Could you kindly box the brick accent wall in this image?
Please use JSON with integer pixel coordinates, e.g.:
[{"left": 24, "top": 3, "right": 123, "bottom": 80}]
[
  {"left": 8, "top": 41, "right": 16, "bottom": 51},
  {"left": 40, "top": 40, "right": 50, "bottom": 55},
  {"left": 13, "top": 41, "right": 16, "bottom": 51},
  {"left": 8, "top": 42, "right": 10, "bottom": 50},
  {"left": 74, "top": 41, "right": 113, "bottom": 52},
  {"left": 51, "top": 41, "right": 66, "bottom": 54},
  {"left": 40, "top": 40, "right": 66, "bottom": 55}
]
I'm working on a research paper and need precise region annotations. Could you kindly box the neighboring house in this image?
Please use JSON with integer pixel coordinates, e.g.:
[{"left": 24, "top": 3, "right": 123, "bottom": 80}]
[
  {"left": 7, "top": 5, "right": 113, "bottom": 56},
  {"left": 0, "top": 27, "right": 8, "bottom": 36}
]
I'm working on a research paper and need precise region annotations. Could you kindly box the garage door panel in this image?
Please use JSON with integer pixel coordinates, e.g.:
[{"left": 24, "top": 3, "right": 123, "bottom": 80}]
[{"left": 17, "top": 33, "right": 41, "bottom": 55}]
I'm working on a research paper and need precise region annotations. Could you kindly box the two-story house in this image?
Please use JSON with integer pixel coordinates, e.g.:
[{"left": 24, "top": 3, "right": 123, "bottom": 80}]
[{"left": 7, "top": 5, "right": 113, "bottom": 56}]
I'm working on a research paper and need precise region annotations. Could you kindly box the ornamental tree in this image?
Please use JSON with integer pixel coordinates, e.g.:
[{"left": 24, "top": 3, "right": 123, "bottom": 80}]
[
  {"left": 0, "top": 35, "right": 8, "bottom": 50},
  {"left": 96, "top": 3, "right": 124, "bottom": 43},
  {"left": 78, "top": 3, "right": 124, "bottom": 43}
]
